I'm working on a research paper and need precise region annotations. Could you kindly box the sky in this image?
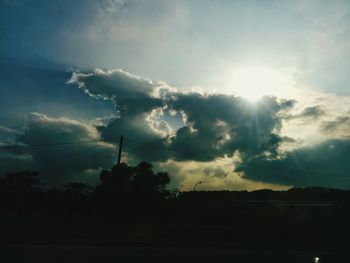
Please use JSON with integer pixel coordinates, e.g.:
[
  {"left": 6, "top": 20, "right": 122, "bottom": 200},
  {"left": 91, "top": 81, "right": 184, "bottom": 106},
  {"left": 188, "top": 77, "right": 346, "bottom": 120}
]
[{"left": 1, "top": 0, "right": 350, "bottom": 190}]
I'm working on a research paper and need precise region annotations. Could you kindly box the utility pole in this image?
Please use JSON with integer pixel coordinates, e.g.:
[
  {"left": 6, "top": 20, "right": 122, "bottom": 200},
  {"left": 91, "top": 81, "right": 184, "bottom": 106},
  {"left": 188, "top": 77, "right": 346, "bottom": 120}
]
[{"left": 117, "top": 135, "right": 124, "bottom": 165}]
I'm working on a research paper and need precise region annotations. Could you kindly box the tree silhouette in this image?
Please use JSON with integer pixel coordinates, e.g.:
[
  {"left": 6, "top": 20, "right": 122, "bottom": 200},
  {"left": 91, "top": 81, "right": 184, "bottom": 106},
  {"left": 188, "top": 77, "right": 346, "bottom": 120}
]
[
  {"left": 130, "top": 162, "right": 170, "bottom": 199},
  {"left": 97, "top": 162, "right": 133, "bottom": 200},
  {"left": 96, "top": 161, "right": 170, "bottom": 201},
  {"left": 63, "top": 182, "right": 93, "bottom": 196},
  {"left": 0, "top": 171, "right": 41, "bottom": 213}
]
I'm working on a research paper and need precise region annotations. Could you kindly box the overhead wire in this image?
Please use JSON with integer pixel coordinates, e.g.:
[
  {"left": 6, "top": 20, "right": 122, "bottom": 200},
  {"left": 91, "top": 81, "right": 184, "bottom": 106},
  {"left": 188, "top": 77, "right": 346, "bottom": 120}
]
[{"left": 0, "top": 134, "right": 348, "bottom": 178}]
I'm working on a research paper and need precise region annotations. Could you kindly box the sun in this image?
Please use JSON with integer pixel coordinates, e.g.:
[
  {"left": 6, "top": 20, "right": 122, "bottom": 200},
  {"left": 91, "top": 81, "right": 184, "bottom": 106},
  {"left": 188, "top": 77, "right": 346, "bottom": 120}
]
[{"left": 229, "top": 67, "right": 293, "bottom": 101}]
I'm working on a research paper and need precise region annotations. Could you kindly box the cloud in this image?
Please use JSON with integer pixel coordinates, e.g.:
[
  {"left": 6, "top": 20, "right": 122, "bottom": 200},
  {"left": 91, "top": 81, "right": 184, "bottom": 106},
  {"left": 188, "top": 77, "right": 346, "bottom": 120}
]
[
  {"left": 168, "top": 93, "right": 294, "bottom": 161},
  {"left": 2, "top": 66, "right": 349, "bottom": 190},
  {"left": 99, "top": 0, "right": 126, "bottom": 16},
  {"left": 0, "top": 113, "right": 117, "bottom": 186},
  {"left": 68, "top": 68, "right": 350, "bottom": 190},
  {"left": 69, "top": 68, "right": 175, "bottom": 161},
  {"left": 320, "top": 115, "right": 350, "bottom": 138},
  {"left": 69, "top": 68, "right": 166, "bottom": 115},
  {"left": 203, "top": 166, "right": 228, "bottom": 179},
  {"left": 157, "top": 159, "right": 290, "bottom": 192},
  {"left": 0, "top": 59, "right": 115, "bottom": 129},
  {"left": 69, "top": 69, "right": 296, "bottom": 164},
  {"left": 0, "top": 125, "right": 20, "bottom": 145},
  {"left": 285, "top": 105, "right": 325, "bottom": 121},
  {"left": 235, "top": 139, "right": 350, "bottom": 189}
]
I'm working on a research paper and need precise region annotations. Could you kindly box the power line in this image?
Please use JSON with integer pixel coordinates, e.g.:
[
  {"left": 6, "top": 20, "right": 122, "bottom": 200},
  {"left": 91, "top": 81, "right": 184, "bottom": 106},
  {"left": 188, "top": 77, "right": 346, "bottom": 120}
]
[
  {"left": 0, "top": 135, "right": 349, "bottom": 178},
  {"left": 123, "top": 137, "right": 350, "bottom": 179},
  {"left": 0, "top": 137, "right": 121, "bottom": 150}
]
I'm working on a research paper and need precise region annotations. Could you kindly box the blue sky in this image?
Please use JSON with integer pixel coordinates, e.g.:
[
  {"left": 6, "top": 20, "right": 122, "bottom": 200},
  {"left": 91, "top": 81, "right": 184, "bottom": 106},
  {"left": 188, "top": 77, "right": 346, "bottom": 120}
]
[
  {"left": 1, "top": 0, "right": 350, "bottom": 190},
  {"left": 2, "top": 0, "right": 350, "bottom": 94}
]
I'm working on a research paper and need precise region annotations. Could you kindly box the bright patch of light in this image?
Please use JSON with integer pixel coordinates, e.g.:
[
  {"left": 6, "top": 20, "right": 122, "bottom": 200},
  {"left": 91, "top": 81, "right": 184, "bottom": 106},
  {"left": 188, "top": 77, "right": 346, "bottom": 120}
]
[{"left": 228, "top": 67, "right": 294, "bottom": 101}]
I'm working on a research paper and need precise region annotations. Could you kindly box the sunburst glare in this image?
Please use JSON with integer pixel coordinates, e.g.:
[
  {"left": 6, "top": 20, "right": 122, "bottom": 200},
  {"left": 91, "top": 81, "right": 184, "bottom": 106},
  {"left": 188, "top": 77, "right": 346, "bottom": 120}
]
[{"left": 228, "top": 67, "right": 294, "bottom": 101}]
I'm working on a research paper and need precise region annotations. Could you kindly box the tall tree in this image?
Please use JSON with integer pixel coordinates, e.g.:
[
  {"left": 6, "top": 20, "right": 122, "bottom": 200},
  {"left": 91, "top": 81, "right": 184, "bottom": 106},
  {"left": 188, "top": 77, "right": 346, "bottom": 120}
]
[{"left": 97, "top": 162, "right": 170, "bottom": 200}]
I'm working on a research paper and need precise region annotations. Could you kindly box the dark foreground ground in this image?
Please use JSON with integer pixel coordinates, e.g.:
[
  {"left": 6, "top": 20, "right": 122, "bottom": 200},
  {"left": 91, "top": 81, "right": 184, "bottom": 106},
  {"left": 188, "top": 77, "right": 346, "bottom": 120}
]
[
  {"left": 1, "top": 244, "right": 348, "bottom": 263},
  {"left": 2, "top": 198, "right": 350, "bottom": 262},
  {"left": 1, "top": 221, "right": 350, "bottom": 263}
]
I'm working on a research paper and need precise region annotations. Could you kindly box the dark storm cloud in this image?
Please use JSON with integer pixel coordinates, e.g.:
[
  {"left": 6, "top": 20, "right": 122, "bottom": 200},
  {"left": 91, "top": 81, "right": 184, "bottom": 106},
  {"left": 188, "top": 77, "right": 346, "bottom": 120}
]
[
  {"left": 69, "top": 68, "right": 350, "bottom": 190},
  {"left": 168, "top": 93, "right": 294, "bottom": 161},
  {"left": 69, "top": 69, "right": 295, "bottom": 163},
  {"left": 69, "top": 69, "right": 171, "bottom": 162},
  {"left": 0, "top": 113, "right": 117, "bottom": 186},
  {"left": 0, "top": 125, "right": 20, "bottom": 145},
  {"left": 0, "top": 153, "right": 33, "bottom": 176},
  {"left": 1, "top": 66, "right": 345, "bottom": 189},
  {"left": 235, "top": 139, "right": 350, "bottom": 189}
]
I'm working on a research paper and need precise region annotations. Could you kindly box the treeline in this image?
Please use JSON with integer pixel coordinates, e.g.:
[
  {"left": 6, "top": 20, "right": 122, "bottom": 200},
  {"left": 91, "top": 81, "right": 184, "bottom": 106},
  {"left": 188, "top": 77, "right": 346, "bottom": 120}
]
[
  {"left": 181, "top": 188, "right": 350, "bottom": 202},
  {"left": 0, "top": 162, "right": 173, "bottom": 223},
  {"left": 1, "top": 161, "right": 350, "bottom": 225}
]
